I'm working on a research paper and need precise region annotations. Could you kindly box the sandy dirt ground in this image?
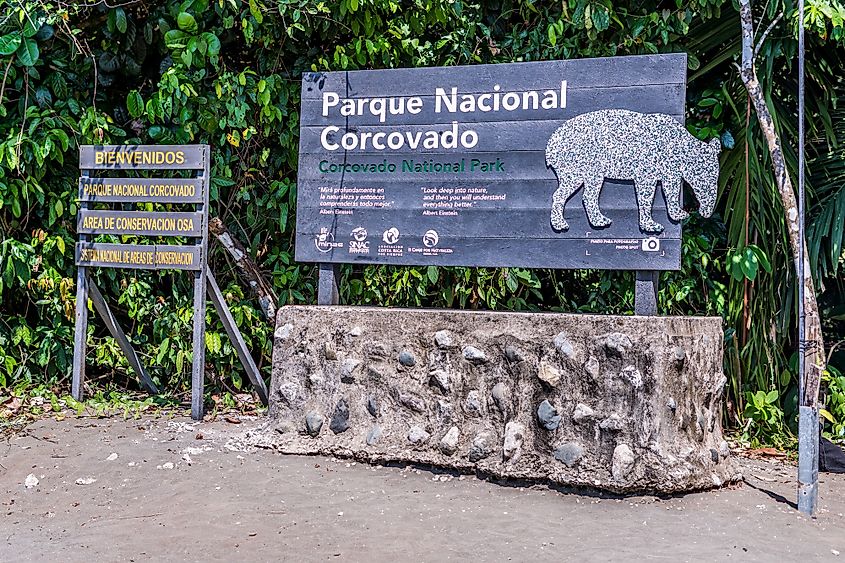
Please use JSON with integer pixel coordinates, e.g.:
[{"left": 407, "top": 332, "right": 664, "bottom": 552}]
[{"left": 1, "top": 416, "right": 843, "bottom": 562}]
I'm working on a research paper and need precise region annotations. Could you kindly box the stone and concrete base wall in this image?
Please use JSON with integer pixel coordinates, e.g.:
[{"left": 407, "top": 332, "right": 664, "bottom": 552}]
[{"left": 268, "top": 306, "right": 738, "bottom": 493}]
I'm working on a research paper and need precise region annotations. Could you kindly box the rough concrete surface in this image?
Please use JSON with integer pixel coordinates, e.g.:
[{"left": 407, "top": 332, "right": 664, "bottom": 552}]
[
  {"left": 270, "top": 306, "right": 736, "bottom": 493},
  {"left": 1, "top": 417, "right": 844, "bottom": 562}
]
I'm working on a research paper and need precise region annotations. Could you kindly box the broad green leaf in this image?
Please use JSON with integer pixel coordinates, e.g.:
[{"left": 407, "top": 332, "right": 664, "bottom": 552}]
[
  {"left": 148, "top": 125, "right": 165, "bottom": 139},
  {"left": 202, "top": 32, "right": 221, "bottom": 55},
  {"left": 505, "top": 272, "right": 518, "bottom": 292},
  {"left": 52, "top": 129, "right": 70, "bottom": 151},
  {"left": 12, "top": 324, "right": 32, "bottom": 346},
  {"left": 687, "top": 54, "right": 701, "bottom": 70},
  {"left": 749, "top": 245, "right": 772, "bottom": 273},
  {"left": 156, "top": 338, "right": 170, "bottom": 364},
  {"left": 177, "top": 12, "right": 198, "bottom": 33},
  {"left": 127, "top": 90, "right": 144, "bottom": 117},
  {"left": 22, "top": 17, "right": 41, "bottom": 38},
  {"left": 249, "top": 0, "right": 264, "bottom": 23},
  {"left": 35, "top": 86, "right": 51, "bottom": 107},
  {"left": 164, "top": 29, "right": 189, "bottom": 48},
  {"left": 739, "top": 248, "right": 758, "bottom": 281},
  {"left": 0, "top": 33, "right": 21, "bottom": 55},
  {"left": 16, "top": 38, "right": 39, "bottom": 66},
  {"left": 114, "top": 8, "right": 128, "bottom": 33},
  {"left": 592, "top": 7, "right": 610, "bottom": 31}
]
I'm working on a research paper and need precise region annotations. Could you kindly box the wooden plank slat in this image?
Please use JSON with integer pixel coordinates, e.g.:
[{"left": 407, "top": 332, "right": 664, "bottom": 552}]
[
  {"left": 79, "top": 145, "right": 205, "bottom": 169},
  {"left": 295, "top": 205, "right": 682, "bottom": 239},
  {"left": 71, "top": 264, "right": 88, "bottom": 401},
  {"left": 296, "top": 151, "right": 654, "bottom": 181},
  {"left": 87, "top": 277, "right": 159, "bottom": 394},
  {"left": 75, "top": 242, "right": 202, "bottom": 271},
  {"left": 78, "top": 177, "right": 204, "bottom": 203},
  {"left": 77, "top": 210, "right": 203, "bottom": 237},
  {"left": 206, "top": 270, "right": 269, "bottom": 406},
  {"left": 72, "top": 169, "right": 91, "bottom": 402},
  {"left": 295, "top": 234, "right": 681, "bottom": 270},
  {"left": 190, "top": 145, "right": 210, "bottom": 421},
  {"left": 301, "top": 54, "right": 688, "bottom": 99},
  {"left": 297, "top": 115, "right": 684, "bottom": 155},
  {"left": 294, "top": 177, "right": 688, "bottom": 210},
  {"left": 300, "top": 86, "right": 684, "bottom": 127}
]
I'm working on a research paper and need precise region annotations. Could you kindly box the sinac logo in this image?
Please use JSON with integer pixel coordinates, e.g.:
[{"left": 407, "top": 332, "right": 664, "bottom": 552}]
[
  {"left": 422, "top": 229, "right": 439, "bottom": 248},
  {"left": 349, "top": 227, "right": 370, "bottom": 254},
  {"left": 382, "top": 227, "right": 400, "bottom": 244},
  {"left": 351, "top": 227, "right": 368, "bottom": 242}
]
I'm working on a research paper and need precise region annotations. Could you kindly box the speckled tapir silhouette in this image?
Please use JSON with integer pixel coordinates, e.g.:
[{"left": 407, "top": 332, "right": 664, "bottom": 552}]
[{"left": 545, "top": 109, "right": 720, "bottom": 233}]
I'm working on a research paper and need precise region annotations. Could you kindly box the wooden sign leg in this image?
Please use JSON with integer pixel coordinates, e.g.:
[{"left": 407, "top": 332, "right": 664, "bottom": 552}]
[
  {"left": 191, "top": 270, "right": 207, "bottom": 420},
  {"left": 634, "top": 270, "right": 659, "bottom": 316},
  {"left": 71, "top": 265, "right": 89, "bottom": 401},
  {"left": 318, "top": 263, "right": 340, "bottom": 305},
  {"left": 87, "top": 276, "right": 159, "bottom": 394},
  {"left": 206, "top": 271, "right": 269, "bottom": 406}
]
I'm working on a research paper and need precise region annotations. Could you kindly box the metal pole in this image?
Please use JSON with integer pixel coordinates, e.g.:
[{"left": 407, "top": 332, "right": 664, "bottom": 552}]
[
  {"left": 796, "top": 0, "right": 819, "bottom": 516},
  {"left": 797, "top": 0, "right": 806, "bottom": 418}
]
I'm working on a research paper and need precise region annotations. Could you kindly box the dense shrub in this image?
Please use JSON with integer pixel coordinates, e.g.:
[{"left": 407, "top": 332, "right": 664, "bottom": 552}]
[{"left": 0, "top": 0, "right": 843, "bottom": 443}]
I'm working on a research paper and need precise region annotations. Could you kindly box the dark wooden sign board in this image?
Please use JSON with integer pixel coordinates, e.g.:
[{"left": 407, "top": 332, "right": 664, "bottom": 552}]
[
  {"left": 73, "top": 145, "right": 269, "bottom": 420},
  {"left": 295, "top": 54, "right": 688, "bottom": 314}
]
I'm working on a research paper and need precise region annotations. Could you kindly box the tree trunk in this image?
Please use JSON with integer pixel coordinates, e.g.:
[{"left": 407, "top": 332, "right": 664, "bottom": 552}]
[
  {"left": 208, "top": 217, "right": 278, "bottom": 322},
  {"left": 738, "top": 0, "right": 826, "bottom": 407}
]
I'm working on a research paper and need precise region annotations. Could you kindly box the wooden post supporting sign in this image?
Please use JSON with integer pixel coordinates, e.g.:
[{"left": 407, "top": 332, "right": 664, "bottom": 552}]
[
  {"left": 317, "top": 263, "right": 341, "bottom": 305},
  {"left": 72, "top": 145, "right": 269, "bottom": 420}
]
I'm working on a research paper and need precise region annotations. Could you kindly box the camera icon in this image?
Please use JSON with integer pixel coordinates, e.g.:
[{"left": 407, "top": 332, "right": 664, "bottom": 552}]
[{"left": 642, "top": 236, "right": 660, "bottom": 252}]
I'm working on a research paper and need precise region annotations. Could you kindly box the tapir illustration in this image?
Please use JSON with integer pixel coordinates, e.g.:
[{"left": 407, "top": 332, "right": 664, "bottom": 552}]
[{"left": 545, "top": 109, "right": 720, "bottom": 233}]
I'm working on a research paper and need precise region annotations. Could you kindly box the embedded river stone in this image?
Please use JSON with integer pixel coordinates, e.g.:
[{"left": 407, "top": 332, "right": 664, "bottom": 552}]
[
  {"left": 439, "top": 426, "right": 460, "bottom": 455},
  {"left": 268, "top": 306, "right": 738, "bottom": 494},
  {"left": 305, "top": 411, "right": 323, "bottom": 437},
  {"left": 398, "top": 350, "right": 416, "bottom": 367},
  {"left": 537, "top": 400, "right": 562, "bottom": 431}
]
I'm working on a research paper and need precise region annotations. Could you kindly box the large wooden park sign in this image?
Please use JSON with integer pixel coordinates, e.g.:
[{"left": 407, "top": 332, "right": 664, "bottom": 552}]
[
  {"left": 295, "top": 53, "right": 719, "bottom": 311},
  {"left": 72, "top": 145, "right": 268, "bottom": 420}
]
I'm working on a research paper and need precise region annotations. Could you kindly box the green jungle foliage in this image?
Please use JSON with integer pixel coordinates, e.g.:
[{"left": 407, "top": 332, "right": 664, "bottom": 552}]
[{"left": 0, "top": 0, "right": 843, "bottom": 445}]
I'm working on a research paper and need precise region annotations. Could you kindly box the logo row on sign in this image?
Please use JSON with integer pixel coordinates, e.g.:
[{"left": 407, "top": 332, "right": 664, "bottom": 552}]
[{"left": 316, "top": 226, "right": 442, "bottom": 256}]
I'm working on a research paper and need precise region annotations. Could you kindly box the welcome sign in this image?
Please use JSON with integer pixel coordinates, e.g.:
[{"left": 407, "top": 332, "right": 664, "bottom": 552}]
[
  {"left": 73, "top": 144, "right": 270, "bottom": 420},
  {"left": 295, "top": 54, "right": 691, "bottom": 270}
]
